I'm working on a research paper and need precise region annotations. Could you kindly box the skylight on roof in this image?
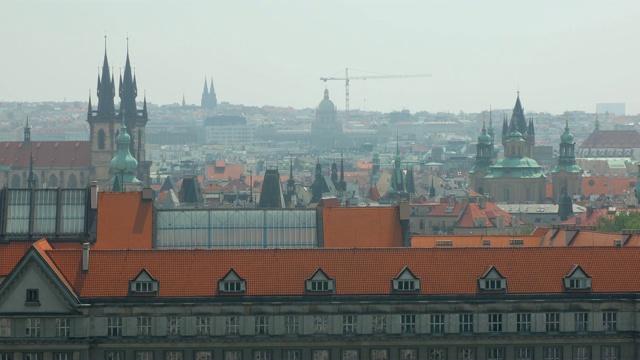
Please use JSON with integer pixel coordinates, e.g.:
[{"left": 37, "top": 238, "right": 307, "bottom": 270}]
[{"left": 444, "top": 206, "right": 455, "bottom": 213}]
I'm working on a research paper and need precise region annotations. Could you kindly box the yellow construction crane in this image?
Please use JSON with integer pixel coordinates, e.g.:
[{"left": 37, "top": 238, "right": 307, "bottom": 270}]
[{"left": 320, "top": 68, "right": 431, "bottom": 113}]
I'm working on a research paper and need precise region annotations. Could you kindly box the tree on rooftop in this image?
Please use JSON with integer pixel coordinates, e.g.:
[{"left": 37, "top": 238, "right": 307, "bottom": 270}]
[{"left": 597, "top": 211, "right": 640, "bottom": 233}]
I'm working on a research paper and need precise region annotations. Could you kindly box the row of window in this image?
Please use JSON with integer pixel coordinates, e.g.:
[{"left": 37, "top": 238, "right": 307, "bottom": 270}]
[
  {"left": 5, "top": 346, "right": 615, "bottom": 360},
  {"left": 0, "top": 312, "right": 617, "bottom": 338}
]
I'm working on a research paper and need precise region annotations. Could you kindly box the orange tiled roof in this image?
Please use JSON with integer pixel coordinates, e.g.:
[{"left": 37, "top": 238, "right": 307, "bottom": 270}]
[
  {"left": 322, "top": 207, "right": 403, "bottom": 248},
  {"left": 0, "top": 242, "right": 33, "bottom": 276},
  {"left": 43, "top": 246, "right": 640, "bottom": 297},
  {"left": 456, "top": 202, "right": 512, "bottom": 228},
  {"left": 206, "top": 163, "right": 245, "bottom": 180},
  {"left": 0, "top": 141, "right": 90, "bottom": 167},
  {"left": 428, "top": 203, "right": 464, "bottom": 216},
  {"left": 95, "top": 192, "right": 153, "bottom": 249}
]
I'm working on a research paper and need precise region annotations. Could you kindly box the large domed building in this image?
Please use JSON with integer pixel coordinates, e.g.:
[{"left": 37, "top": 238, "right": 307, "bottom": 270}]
[{"left": 311, "top": 89, "right": 343, "bottom": 147}]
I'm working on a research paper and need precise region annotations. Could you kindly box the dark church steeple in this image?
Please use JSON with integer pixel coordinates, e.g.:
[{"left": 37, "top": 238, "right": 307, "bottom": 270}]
[
  {"left": 119, "top": 44, "right": 138, "bottom": 121},
  {"left": 24, "top": 116, "right": 31, "bottom": 144},
  {"left": 93, "top": 36, "right": 116, "bottom": 120}
]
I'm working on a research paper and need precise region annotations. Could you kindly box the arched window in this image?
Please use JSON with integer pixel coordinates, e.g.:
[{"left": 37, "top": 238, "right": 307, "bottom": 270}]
[
  {"left": 48, "top": 174, "right": 58, "bottom": 188},
  {"left": 97, "top": 129, "right": 106, "bottom": 150},
  {"left": 11, "top": 174, "right": 21, "bottom": 188},
  {"left": 68, "top": 174, "right": 77, "bottom": 188}
]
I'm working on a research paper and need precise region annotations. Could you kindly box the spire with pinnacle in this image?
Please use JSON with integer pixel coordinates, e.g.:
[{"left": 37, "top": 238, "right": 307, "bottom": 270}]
[
  {"left": 119, "top": 41, "right": 138, "bottom": 120},
  {"left": 94, "top": 35, "right": 116, "bottom": 120},
  {"left": 24, "top": 116, "right": 31, "bottom": 144}
]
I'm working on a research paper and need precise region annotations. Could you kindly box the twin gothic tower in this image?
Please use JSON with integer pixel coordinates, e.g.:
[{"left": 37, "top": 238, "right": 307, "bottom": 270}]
[{"left": 87, "top": 44, "right": 151, "bottom": 186}]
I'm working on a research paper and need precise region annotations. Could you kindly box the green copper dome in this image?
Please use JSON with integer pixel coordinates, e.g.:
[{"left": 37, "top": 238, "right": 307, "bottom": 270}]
[
  {"left": 317, "top": 88, "right": 336, "bottom": 112},
  {"left": 508, "top": 129, "right": 524, "bottom": 141},
  {"left": 477, "top": 125, "right": 491, "bottom": 145},
  {"left": 110, "top": 113, "right": 140, "bottom": 189},
  {"left": 560, "top": 117, "right": 574, "bottom": 144}
]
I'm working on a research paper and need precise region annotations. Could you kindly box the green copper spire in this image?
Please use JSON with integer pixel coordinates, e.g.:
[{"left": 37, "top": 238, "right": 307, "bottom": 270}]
[{"left": 110, "top": 111, "right": 140, "bottom": 191}]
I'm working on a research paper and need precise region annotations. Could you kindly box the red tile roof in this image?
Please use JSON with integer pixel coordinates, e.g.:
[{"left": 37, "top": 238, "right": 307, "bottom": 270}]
[
  {"left": 206, "top": 163, "right": 245, "bottom": 180},
  {"left": 42, "top": 246, "right": 640, "bottom": 297},
  {"left": 0, "top": 141, "right": 90, "bottom": 167},
  {"left": 456, "top": 202, "right": 513, "bottom": 228},
  {"left": 322, "top": 207, "right": 403, "bottom": 248},
  {"left": 580, "top": 130, "right": 640, "bottom": 148},
  {"left": 412, "top": 235, "right": 541, "bottom": 248},
  {"left": 95, "top": 192, "right": 153, "bottom": 249}
]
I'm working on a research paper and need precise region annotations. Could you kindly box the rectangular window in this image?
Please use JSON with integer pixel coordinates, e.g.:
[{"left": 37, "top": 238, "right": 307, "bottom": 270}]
[
  {"left": 430, "top": 314, "right": 445, "bottom": 333},
  {"left": 53, "top": 353, "right": 72, "bottom": 360},
  {"left": 107, "top": 317, "right": 122, "bottom": 337},
  {"left": 603, "top": 312, "right": 617, "bottom": 331},
  {"left": 371, "top": 315, "right": 386, "bottom": 334},
  {"left": 105, "top": 351, "right": 125, "bottom": 360},
  {"left": 6, "top": 189, "right": 31, "bottom": 235},
  {"left": 0, "top": 319, "right": 11, "bottom": 337},
  {"left": 515, "top": 347, "right": 533, "bottom": 360},
  {"left": 283, "top": 350, "right": 301, "bottom": 360},
  {"left": 516, "top": 313, "right": 531, "bottom": 332},
  {"left": 55, "top": 318, "right": 70, "bottom": 337},
  {"left": 313, "top": 315, "right": 328, "bottom": 334},
  {"left": 341, "top": 350, "right": 358, "bottom": 360},
  {"left": 573, "top": 346, "right": 591, "bottom": 360},
  {"left": 25, "top": 318, "right": 40, "bottom": 337},
  {"left": 575, "top": 312, "right": 588, "bottom": 332},
  {"left": 401, "top": 314, "right": 415, "bottom": 333},
  {"left": 0, "top": 353, "right": 13, "bottom": 360},
  {"left": 135, "top": 281, "right": 154, "bottom": 293},
  {"left": 601, "top": 346, "right": 618, "bottom": 360},
  {"left": 429, "top": 348, "right": 447, "bottom": 360},
  {"left": 165, "top": 352, "right": 182, "bottom": 360},
  {"left": 310, "top": 280, "right": 329, "bottom": 291},
  {"left": 371, "top": 349, "right": 388, "bottom": 360},
  {"left": 459, "top": 314, "right": 474, "bottom": 333},
  {"left": 196, "top": 316, "right": 210, "bottom": 335},
  {"left": 135, "top": 351, "right": 153, "bottom": 360},
  {"left": 255, "top": 316, "right": 269, "bottom": 335},
  {"left": 487, "top": 347, "right": 504, "bottom": 360},
  {"left": 568, "top": 278, "right": 588, "bottom": 289},
  {"left": 458, "top": 348, "right": 475, "bottom": 360},
  {"left": 543, "top": 347, "right": 562, "bottom": 360},
  {"left": 545, "top": 312, "right": 560, "bottom": 332},
  {"left": 484, "top": 279, "right": 503, "bottom": 290},
  {"left": 253, "top": 350, "right": 271, "bottom": 360},
  {"left": 488, "top": 313, "right": 502, "bottom": 332},
  {"left": 223, "top": 281, "right": 243, "bottom": 292},
  {"left": 194, "top": 352, "right": 212, "bottom": 360},
  {"left": 33, "top": 189, "right": 57, "bottom": 234},
  {"left": 167, "top": 316, "right": 181, "bottom": 336},
  {"left": 342, "top": 315, "right": 357, "bottom": 334},
  {"left": 312, "top": 350, "right": 329, "bottom": 360},
  {"left": 284, "top": 315, "right": 299, "bottom": 335},
  {"left": 396, "top": 280, "right": 417, "bottom": 291},
  {"left": 137, "top": 316, "right": 151, "bottom": 336},
  {"left": 26, "top": 289, "right": 40, "bottom": 304},
  {"left": 23, "top": 354, "right": 41, "bottom": 360},
  {"left": 225, "top": 316, "right": 240, "bottom": 335},
  {"left": 224, "top": 351, "right": 242, "bottom": 360}
]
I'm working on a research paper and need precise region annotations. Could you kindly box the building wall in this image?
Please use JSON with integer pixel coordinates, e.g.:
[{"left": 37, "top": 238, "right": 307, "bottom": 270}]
[{"left": 0, "top": 297, "right": 635, "bottom": 359}]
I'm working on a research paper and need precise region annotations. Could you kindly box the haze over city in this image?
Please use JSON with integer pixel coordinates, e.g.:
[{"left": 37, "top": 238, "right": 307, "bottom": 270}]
[{"left": 1, "top": 0, "right": 639, "bottom": 114}]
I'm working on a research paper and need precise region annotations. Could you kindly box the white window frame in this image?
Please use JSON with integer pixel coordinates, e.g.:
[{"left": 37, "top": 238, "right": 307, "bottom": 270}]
[
  {"left": 401, "top": 314, "right": 415, "bottom": 333},
  {"left": 488, "top": 313, "right": 502, "bottom": 332},
  {"left": 515, "top": 347, "right": 533, "bottom": 360},
  {"left": 487, "top": 347, "right": 504, "bottom": 360},
  {"left": 255, "top": 316, "right": 269, "bottom": 335},
  {"left": 55, "top": 317, "right": 70, "bottom": 337},
  {"left": 0, "top": 319, "right": 10, "bottom": 337},
  {"left": 575, "top": 312, "right": 588, "bottom": 332},
  {"left": 25, "top": 318, "right": 41, "bottom": 337},
  {"left": 137, "top": 316, "right": 151, "bottom": 336},
  {"left": 543, "top": 347, "right": 562, "bottom": 360},
  {"left": 167, "top": 316, "right": 181, "bottom": 336},
  {"left": 284, "top": 315, "right": 299, "bottom": 335},
  {"left": 573, "top": 346, "right": 591, "bottom": 360},
  {"left": 603, "top": 312, "right": 617, "bottom": 331},
  {"left": 545, "top": 313, "right": 560, "bottom": 332},
  {"left": 313, "top": 315, "right": 328, "bottom": 334},
  {"left": 196, "top": 316, "right": 210, "bottom": 335},
  {"left": 459, "top": 314, "right": 474, "bottom": 333},
  {"left": 371, "top": 315, "right": 386, "bottom": 334},
  {"left": 225, "top": 316, "right": 240, "bottom": 335},
  {"left": 342, "top": 315, "right": 357, "bottom": 334},
  {"left": 429, "top": 348, "right": 447, "bottom": 360},
  {"left": 601, "top": 346, "right": 618, "bottom": 360},
  {"left": 107, "top": 317, "right": 122, "bottom": 337},
  {"left": 430, "top": 314, "right": 445, "bottom": 333},
  {"left": 516, "top": 313, "right": 531, "bottom": 332}
]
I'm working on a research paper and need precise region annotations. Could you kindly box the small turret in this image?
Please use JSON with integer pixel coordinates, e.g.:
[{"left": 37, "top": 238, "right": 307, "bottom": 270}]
[
  {"left": 110, "top": 112, "right": 140, "bottom": 191},
  {"left": 24, "top": 117, "right": 31, "bottom": 144}
]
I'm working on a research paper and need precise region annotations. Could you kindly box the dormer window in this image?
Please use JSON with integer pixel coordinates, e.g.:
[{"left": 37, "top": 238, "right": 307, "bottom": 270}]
[
  {"left": 564, "top": 265, "right": 591, "bottom": 291},
  {"left": 129, "top": 269, "right": 158, "bottom": 295},
  {"left": 306, "top": 268, "right": 335, "bottom": 294},
  {"left": 392, "top": 267, "right": 420, "bottom": 293},
  {"left": 478, "top": 266, "right": 507, "bottom": 292},
  {"left": 218, "top": 269, "right": 246, "bottom": 294}
]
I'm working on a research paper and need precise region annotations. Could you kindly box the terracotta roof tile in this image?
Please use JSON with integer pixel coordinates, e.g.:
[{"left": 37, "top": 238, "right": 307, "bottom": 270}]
[
  {"left": 322, "top": 207, "right": 403, "bottom": 248},
  {"left": 45, "top": 246, "right": 640, "bottom": 298},
  {"left": 0, "top": 141, "right": 90, "bottom": 167},
  {"left": 95, "top": 192, "right": 153, "bottom": 249}
]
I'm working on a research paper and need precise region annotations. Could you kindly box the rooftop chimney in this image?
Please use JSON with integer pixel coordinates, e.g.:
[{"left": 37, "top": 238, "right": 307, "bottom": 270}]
[{"left": 82, "top": 242, "right": 90, "bottom": 272}]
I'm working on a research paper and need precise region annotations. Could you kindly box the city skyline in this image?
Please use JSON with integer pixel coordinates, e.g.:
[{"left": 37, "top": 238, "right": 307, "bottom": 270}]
[{"left": 1, "top": 0, "right": 639, "bottom": 114}]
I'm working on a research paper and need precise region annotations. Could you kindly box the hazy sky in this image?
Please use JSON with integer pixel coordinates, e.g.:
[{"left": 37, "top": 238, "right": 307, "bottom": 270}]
[{"left": 1, "top": 0, "right": 639, "bottom": 114}]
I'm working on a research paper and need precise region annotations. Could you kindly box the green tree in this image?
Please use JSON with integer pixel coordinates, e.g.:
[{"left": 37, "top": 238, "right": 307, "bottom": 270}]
[{"left": 597, "top": 212, "right": 640, "bottom": 232}]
